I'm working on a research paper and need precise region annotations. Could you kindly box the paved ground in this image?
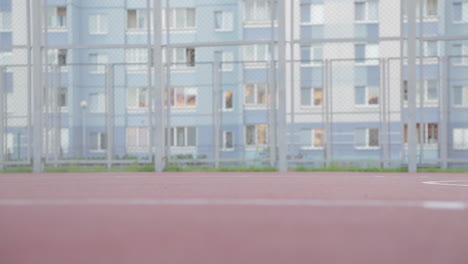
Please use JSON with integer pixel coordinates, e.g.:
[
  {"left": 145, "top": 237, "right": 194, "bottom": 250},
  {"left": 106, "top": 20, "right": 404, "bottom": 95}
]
[{"left": 0, "top": 172, "right": 467, "bottom": 264}]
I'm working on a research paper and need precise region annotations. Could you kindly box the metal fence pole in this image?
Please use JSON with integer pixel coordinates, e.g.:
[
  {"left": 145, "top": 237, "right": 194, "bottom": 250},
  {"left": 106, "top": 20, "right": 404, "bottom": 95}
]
[
  {"left": 32, "top": 0, "right": 43, "bottom": 173},
  {"left": 0, "top": 67, "right": 5, "bottom": 170},
  {"left": 105, "top": 64, "right": 114, "bottom": 169},
  {"left": 440, "top": 56, "right": 449, "bottom": 169},
  {"left": 53, "top": 65, "right": 61, "bottom": 167},
  {"left": 277, "top": 0, "right": 287, "bottom": 172},
  {"left": 407, "top": 0, "right": 418, "bottom": 173},
  {"left": 146, "top": 0, "right": 154, "bottom": 163},
  {"left": 213, "top": 53, "right": 222, "bottom": 168},
  {"left": 154, "top": 0, "right": 165, "bottom": 172}
]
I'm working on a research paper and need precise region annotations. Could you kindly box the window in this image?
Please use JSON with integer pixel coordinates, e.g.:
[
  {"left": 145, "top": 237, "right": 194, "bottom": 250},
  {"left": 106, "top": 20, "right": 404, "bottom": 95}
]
[
  {"left": 453, "top": 86, "right": 468, "bottom": 106},
  {"left": 453, "top": 44, "right": 468, "bottom": 65},
  {"left": 221, "top": 51, "right": 234, "bottom": 71},
  {"left": 126, "top": 49, "right": 148, "bottom": 72},
  {"left": 424, "top": 40, "right": 438, "bottom": 57},
  {"left": 47, "top": 49, "right": 67, "bottom": 66},
  {"left": 127, "top": 9, "right": 152, "bottom": 30},
  {"left": 453, "top": 2, "right": 468, "bottom": 22},
  {"left": 89, "top": 93, "right": 105, "bottom": 113},
  {"left": 0, "top": 52, "right": 13, "bottom": 65},
  {"left": 244, "top": 0, "right": 274, "bottom": 24},
  {"left": 47, "top": 7, "right": 67, "bottom": 29},
  {"left": 355, "top": 128, "right": 379, "bottom": 149},
  {"left": 170, "top": 127, "right": 197, "bottom": 148},
  {"left": 301, "top": 4, "right": 324, "bottom": 24},
  {"left": 127, "top": 127, "right": 149, "bottom": 152},
  {"left": 223, "top": 131, "right": 234, "bottom": 151},
  {"left": 214, "top": 11, "right": 233, "bottom": 31},
  {"left": 355, "top": 86, "right": 379, "bottom": 106},
  {"left": 301, "top": 129, "right": 324, "bottom": 149},
  {"left": 170, "top": 87, "right": 197, "bottom": 108},
  {"left": 403, "top": 80, "right": 438, "bottom": 103},
  {"left": 244, "top": 44, "right": 271, "bottom": 67},
  {"left": 90, "top": 132, "right": 107, "bottom": 152},
  {"left": 245, "top": 124, "right": 268, "bottom": 147},
  {"left": 58, "top": 87, "right": 68, "bottom": 110},
  {"left": 88, "top": 54, "right": 108, "bottom": 74},
  {"left": 168, "top": 8, "right": 196, "bottom": 30},
  {"left": 404, "top": 123, "right": 439, "bottom": 146},
  {"left": 89, "top": 14, "right": 108, "bottom": 34},
  {"left": 224, "top": 91, "right": 233, "bottom": 111},
  {"left": 403, "top": 0, "right": 438, "bottom": 18},
  {"left": 355, "top": 1, "right": 379, "bottom": 21},
  {"left": 172, "top": 48, "right": 195, "bottom": 69},
  {"left": 6, "top": 133, "right": 14, "bottom": 154},
  {"left": 245, "top": 83, "right": 267, "bottom": 106},
  {"left": 301, "top": 46, "right": 323, "bottom": 66},
  {"left": 355, "top": 44, "right": 379, "bottom": 64},
  {"left": 127, "top": 88, "right": 148, "bottom": 110},
  {"left": 301, "top": 87, "right": 323, "bottom": 107},
  {"left": 453, "top": 128, "right": 468, "bottom": 150},
  {"left": 0, "top": 12, "right": 12, "bottom": 31}
]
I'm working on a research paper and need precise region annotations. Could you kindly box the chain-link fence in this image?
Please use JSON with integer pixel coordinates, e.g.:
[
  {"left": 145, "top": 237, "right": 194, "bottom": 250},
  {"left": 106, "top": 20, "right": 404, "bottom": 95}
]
[{"left": 1, "top": 0, "right": 468, "bottom": 171}]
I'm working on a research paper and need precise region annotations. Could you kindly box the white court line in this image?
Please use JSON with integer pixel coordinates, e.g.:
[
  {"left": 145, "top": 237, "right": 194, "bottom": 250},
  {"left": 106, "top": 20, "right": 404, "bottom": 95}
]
[
  {"left": 0, "top": 199, "right": 466, "bottom": 210},
  {"left": 423, "top": 180, "right": 468, "bottom": 187}
]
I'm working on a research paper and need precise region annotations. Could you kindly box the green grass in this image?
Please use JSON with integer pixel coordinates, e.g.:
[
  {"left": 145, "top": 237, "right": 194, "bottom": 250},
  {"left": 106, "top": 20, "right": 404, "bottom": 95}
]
[
  {"left": 164, "top": 165, "right": 277, "bottom": 172},
  {"left": 294, "top": 165, "right": 408, "bottom": 173}
]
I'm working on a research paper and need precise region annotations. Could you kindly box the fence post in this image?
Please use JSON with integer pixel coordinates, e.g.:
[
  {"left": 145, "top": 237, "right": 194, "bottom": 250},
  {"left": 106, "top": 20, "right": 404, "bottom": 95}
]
[
  {"left": 154, "top": 0, "right": 165, "bottom": 172},
  {"left": 440, "top": 56, "right": 449, "bottom": 169},
  {"left": 53, "top": 65, "right": 61, "bottom": 167},
  {"left": 277, "top": 0, "right": 287, "bottom": 172},
  {"left": 32, "top": 0, "right": 43, "bottom": 173},
  {"left": 106, "top": 64, "right": 114, "bottom": 169},
  {"left": 213, "top": 53, "right": 222, "bottom": 168},
  {"left": 407, "top": 0, "right": 418, "bottom": 173},
  {"left": 0, "top": 67, "right": 5, "bottom": 170}
]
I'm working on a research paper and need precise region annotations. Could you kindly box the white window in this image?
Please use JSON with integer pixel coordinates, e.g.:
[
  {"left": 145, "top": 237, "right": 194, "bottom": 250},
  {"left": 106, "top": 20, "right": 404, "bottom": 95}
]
[
  {"left": 355, "top": 1, "right": 379, "bottom": 22},
  {"left": 224, "top": 91, "right": 234, "bottom": 111},
  {"left": 424, "top": 40, "right": 438, "bottom": 57},
  {"left": 223, "top": 131, "right": 234, "bottom": 151},
  {"left": 88, "top": 53, "right": 108, "bottom": 74},
  {"left": 404, "top": 123, "right": 439, "bottom": 146},
  {"left": 301, "top": 46, "right": 323, "bottom": 66},
  {"left": 403, "top": 0, "right": 438, "bottom": 18},
  {"left": 46, "top": 128, "right": 69, "bottom": 154},
  {"left": 168, "top": 8, "right": 196, "bottom": 30},
  {"left": 0, "top": 12, "right": 12, "bottom": 31},
  {"left": 301, "top": 87, "right": 323, "bottom": 107},
  {"left": 355, "top": 128, "right": 380, "bottom": 149},
  {"left": 90, "top": 132, "right": 107, "bottom": 152},
  {"left": 453, "top": 128, "right": 468, "bottom": 150},
  {"left": 301, "top": 4, "right": 324, "bottom": 24},
  {"left": 127, "top": 88, "right": 148, "bottom": 110},
  {"left": 245, "top": 124, "right": 268, "bottom": 147},
  {"left": 245, "top": 83, "right": 267, "bottom": 106},
  {"left": 47, "top": 49, "right": 67, "bottom": 66},
  {"left": 47, "top": 7, "right": 67, "bottom": 29},
  {"left": 355, "top": 86, "right": 379, "bottom": 106},
  {"left": 170, "top": 87, "right": 197, "bottom": 108},
  {"left": 214, "top": 11, "right": 233, "bottom": 31},
  {"left": 453, "top": 86, "right": 468, "bottom": 106},
  {"left": 244, "top": 0, "right": 273, "bottom": 24},
  {"left": 126, "top": 49, "right": 148, "bottom": 72},
  {"left": 58, "top": 87, "right": 68, "bottom": 111},
  {"left": 403, "top": 80, "right": 438, "bottom": 103},
  {"left": 89, "top": 14, "right": 108, "bottom": 35},
  {"left": 127, "top": 127, "right": 149, "bottom": 152},
  {"left": 453, "top": 2, "right": 468, "bottom": 22},
  {"left": 127, "top": 9, "right": 152, "bottom": 30},
  {"left": 244, "top": 44, "right": 271, "bottom": 67},
  {"left": 221, "top": 51, "right": 234, "bottom": 71},
  {"left": 170, "top": 127, "right": 197, "bottom": 148},
  {"left": 453, "top": 44, "right": 468, "bottom": 65},
  {"left": 0, "top": 52, "right": 13, "bottom": 65},
  {"left": 172, "top": 48, "right": 195, "bottom": 69},
  {"left": 89, "top": 93, "right": 105, "bottom": 113},
  {"left": 6, "top": 133, "right": 14, "bottom": 154},
  {"left": 355, "top": 44, "right": 379, "bottom": 64},
  {"left": 301, "top": 129, "right": 324, "bottom": 149}
]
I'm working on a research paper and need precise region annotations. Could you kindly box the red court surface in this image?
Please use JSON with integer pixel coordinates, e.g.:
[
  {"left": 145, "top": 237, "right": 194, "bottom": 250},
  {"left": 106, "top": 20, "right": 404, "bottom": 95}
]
[{"left": 0, "top": 172, "right": 467, "bottom": 264}]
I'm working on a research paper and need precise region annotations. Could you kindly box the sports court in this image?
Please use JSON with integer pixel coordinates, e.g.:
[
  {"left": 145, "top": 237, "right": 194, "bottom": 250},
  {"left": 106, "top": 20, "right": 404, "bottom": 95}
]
[{"left": 1, "top": 172, "right": 467, "bottom": 264}]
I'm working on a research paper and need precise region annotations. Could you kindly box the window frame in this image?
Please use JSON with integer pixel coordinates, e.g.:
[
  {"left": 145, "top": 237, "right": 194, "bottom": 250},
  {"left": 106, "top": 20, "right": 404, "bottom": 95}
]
[
  {"left": 89, "top": 14, "right": 108, "bottom": 35},
  {"left": 355, "top": 86, "right": 380, "bottom": 107},
  {"left": 223, "top": 91, "right": 234, "bottom": 111},
  {"left": 301, "top": 128, "right": 325, "bottom": 150},
  {"left": 214, "top": 11, "right": 234, "bottom": 32},
  {"left": 300, "top": 87, "right": 324, "bottom": 108},
  {"left": 170, "top": 87, "right": 198, "bottom": 109},
  {"left": 88, "top": 53, "right": 108, "bottom": 74},
  {"left": 169, "top": 127, "right": 197, "bottom": 150},
  {"left": 244, "top": 83, "right": 267, "bottom": 108},
  {"left": 404, "top": 123, "right": 439, "bottom": 148},
  {"left": 453, "top": 128, "right": 468, "bottom": 150},
  {"left": 222, "top": 131, "right": 234, "bottom": 151},
  {"left": 300, "top": 3, "right": 324, "bottom": 25},
  {"left": 47, "top": 6, "right": 67, "bottom": 30},
  {"left": 243, "top": 0, "right": 275, "bottom": 26},
  {"left": 301, "top": 46, "right": 323, "bottom": 67},
  {"left": 354, "top": 1, "right": 379, "bottom": 23},
  {"left": 0, "top": 11, "right": 12, "bottom": 32},
  {"left": 355, "top": 128, "right": 380, "bottom": 150},
  {"left": 245, "top": 124, "right": 268, "bottom": 148},
  {"left": 126, "top": 127, "right": 150, "bottom": 152},
  {"left": 127, "top": 87, "right": 149, "bottom": 111},
  {"left": 167, "top": 8, "right": 196, "bottom": 31},
  {"left": 90, "top": 132, "right": 107, "bottom": 153}
]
